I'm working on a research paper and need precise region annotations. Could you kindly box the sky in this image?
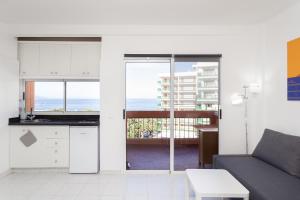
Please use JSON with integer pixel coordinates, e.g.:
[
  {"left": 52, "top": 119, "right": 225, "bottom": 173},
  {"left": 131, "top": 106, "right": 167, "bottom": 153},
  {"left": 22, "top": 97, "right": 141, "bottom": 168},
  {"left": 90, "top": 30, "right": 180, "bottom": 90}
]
[{"left": 126, "top": 62, "right": 195, "bottom": 99}]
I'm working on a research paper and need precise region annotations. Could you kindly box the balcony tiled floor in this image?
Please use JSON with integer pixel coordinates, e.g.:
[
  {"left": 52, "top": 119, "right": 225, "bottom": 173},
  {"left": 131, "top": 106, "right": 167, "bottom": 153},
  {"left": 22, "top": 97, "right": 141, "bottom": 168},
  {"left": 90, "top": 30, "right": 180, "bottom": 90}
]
[
  {"left": 127, "top": 144, "right": 199, "bottom": 170},
  {"left": 0, "top": 171, "right": 225, "bottom": 200}
]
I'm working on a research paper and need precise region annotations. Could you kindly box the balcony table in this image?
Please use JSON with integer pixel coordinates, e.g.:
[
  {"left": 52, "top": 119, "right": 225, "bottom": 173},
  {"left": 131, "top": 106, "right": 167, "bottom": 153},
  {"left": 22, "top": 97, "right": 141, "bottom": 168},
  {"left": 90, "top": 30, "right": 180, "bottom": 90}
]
[{"left": 194, "top": 127, "right": 218, "bottom": 168}]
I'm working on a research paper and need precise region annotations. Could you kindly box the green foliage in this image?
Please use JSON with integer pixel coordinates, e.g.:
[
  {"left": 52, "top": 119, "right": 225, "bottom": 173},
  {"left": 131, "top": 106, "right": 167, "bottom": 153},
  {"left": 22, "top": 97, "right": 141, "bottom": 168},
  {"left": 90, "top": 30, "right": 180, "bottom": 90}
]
[{"left": 127, "top": 118, "right": 162, "bottom": 138}]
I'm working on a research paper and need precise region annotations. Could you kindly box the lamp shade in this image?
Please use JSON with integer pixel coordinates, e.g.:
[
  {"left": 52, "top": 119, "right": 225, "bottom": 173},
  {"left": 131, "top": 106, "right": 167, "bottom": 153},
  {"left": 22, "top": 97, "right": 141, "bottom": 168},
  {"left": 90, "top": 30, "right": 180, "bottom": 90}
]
[
  {"left": 249, "top": 83, "right": 261, "bottom": 93},
  {"left": 231, "top": 93, "right": 244, "bottom": 105}
]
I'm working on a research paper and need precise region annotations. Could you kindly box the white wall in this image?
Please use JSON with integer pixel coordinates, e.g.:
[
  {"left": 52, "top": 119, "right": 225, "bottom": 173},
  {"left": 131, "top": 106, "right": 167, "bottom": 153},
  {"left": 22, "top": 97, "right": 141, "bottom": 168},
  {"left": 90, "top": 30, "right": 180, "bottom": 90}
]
[
  {"left": 0, "top": 23, "right": 18, "bottom": 174},
  {"left": 262, "top": 2, "right": 300, "bottom": 137},
  {"left": 10, "top": 25, "right": 265, "bottom": 171}
]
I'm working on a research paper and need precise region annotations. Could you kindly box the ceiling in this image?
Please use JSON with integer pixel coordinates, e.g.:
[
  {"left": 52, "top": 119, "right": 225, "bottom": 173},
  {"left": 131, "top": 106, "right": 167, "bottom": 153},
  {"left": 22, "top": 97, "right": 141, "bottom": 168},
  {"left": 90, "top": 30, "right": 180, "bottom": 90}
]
[{"left": 0, "top": 0, "right": 298, "bottom": 25}]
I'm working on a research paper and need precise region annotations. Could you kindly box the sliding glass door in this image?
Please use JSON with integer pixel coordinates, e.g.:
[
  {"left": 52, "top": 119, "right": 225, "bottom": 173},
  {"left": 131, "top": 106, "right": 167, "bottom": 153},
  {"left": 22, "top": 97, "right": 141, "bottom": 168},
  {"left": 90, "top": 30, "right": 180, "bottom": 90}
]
[
  {"left": 125, "top": 56, "right": 172, "bottom": 170},
  {"left": 173, "top": 55, "right": 220, "bottom": 170},
  {"left": 125, "top": 55, "right": 220, "bottom": 171}
]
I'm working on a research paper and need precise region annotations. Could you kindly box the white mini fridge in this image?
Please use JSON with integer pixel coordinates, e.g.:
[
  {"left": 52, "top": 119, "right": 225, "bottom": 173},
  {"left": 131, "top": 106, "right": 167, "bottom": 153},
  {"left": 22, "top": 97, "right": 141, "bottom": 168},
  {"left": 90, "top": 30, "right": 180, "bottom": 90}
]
[{"left": 69, "top": 126, "right": 99, "bottom": 173}]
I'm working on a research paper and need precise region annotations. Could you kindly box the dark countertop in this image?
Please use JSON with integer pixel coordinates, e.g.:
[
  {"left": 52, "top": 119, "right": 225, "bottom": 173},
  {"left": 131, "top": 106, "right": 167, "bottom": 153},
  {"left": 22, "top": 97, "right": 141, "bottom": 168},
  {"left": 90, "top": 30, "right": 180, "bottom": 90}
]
[{"left": 9, "top": 115, "right": 100, "bottom": 126}]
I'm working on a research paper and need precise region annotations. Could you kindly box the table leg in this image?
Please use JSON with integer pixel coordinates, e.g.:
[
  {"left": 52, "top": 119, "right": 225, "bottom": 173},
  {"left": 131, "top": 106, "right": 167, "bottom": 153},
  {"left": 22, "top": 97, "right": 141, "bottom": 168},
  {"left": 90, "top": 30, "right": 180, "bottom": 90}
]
[
  {"left": 185, "top": 176, "right": 190, "bottom": 200},
  {"left": 195, "top": 193, "right": 202, "bottom": 200}
]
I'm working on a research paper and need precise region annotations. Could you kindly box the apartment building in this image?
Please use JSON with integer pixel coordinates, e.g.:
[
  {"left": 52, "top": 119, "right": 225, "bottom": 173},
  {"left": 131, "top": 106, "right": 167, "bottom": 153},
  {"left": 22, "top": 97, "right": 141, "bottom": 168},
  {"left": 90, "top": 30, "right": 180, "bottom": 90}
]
[
  {"left": 158, "top": 62, "right": 219, "bottom": 111},
  {"left": 158, "top": 72, "right": 197, "bottom": 111},
  {"left": 193, "top": 62, "right": 219, "bottom": 111}
]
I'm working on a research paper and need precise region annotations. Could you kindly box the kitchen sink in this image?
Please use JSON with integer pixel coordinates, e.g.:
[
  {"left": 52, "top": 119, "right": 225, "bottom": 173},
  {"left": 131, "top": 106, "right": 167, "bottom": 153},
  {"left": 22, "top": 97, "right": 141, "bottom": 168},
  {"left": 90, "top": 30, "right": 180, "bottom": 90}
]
[{"left": 21, "top": 119, "right": 51, "bottom": 123}]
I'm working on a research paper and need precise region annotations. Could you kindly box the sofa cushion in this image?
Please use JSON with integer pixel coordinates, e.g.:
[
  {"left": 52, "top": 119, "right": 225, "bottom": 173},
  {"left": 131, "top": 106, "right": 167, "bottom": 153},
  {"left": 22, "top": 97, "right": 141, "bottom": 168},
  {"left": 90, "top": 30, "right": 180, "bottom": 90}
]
[
  {"left": 214, "top": 155, "right": 300, "bottom": 200},
  {"left": 252, "top": 129, "right": 300, "bottom": 178}
]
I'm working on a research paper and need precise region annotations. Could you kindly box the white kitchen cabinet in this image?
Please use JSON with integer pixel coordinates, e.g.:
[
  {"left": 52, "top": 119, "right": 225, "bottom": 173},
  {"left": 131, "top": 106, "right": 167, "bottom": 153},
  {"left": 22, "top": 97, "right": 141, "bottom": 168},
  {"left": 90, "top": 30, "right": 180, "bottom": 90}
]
[
  {"left": 70, "top": 43, "right": 100, "bottom": 77},
  {"left": 18, "top": 41, "right": 101, "bottom": 79},
  {"left": 10, "top": 126, "right": 69, "bottom": 168},
  {"left": 39, "top": 43, "right": 71, "bottom": 76},
  {"left": 18, "top": 43, "right": 40, "bottom": 77}
]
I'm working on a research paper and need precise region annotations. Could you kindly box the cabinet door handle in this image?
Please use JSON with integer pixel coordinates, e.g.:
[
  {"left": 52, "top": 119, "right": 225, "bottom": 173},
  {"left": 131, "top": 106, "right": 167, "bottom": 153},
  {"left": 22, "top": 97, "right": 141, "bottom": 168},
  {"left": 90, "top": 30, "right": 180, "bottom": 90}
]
[{"left": 80, "top": 132, "right": 88, "bottom": 135}]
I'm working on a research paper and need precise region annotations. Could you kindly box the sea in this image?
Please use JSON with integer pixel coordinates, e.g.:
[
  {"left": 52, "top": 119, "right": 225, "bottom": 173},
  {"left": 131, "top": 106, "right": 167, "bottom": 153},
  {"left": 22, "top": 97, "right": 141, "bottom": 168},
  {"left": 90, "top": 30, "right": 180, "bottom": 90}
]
[
  {"left": 126, "top": 98, "right": 160, "bottom": 111},
  {"left": 35, "top": 98, "right": 160, "bottom": 111}
]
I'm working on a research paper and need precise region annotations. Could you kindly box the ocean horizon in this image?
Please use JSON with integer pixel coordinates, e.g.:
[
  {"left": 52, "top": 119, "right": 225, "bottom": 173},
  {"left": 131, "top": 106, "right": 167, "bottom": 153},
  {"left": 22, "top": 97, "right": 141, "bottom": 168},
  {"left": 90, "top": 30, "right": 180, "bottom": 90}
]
[{"left": 35, "top": 98, "right": 160, "bottom": 111}]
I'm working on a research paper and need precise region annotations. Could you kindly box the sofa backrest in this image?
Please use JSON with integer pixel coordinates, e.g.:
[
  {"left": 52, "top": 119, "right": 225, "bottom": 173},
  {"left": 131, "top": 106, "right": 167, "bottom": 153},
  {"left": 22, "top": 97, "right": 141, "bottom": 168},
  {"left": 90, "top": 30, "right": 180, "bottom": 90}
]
[{"left": 253, "top": 129, "right": 300, "bottom": 178}]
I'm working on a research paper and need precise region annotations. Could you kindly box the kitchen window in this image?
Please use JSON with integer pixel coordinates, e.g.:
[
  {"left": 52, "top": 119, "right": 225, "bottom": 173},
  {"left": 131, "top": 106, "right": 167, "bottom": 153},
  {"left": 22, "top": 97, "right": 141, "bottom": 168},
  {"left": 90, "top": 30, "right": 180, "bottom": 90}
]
[
  {"left": 66, "top": 82, "right": 100, "bottom": 112},
  {"left": 25, "top": 80, "right": 100, "bottom": 113}
]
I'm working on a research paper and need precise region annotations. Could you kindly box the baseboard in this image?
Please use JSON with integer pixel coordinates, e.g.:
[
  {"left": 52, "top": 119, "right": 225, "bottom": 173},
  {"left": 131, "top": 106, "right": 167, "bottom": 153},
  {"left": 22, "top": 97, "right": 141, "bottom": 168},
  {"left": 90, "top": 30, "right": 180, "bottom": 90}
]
[
  {"left": 125, "top": 170, "right": 170, "bottom": 174},
  {"left": 0, "top": 169, "right": 12, "bottom": 178},
  {"left": 100, "top": 170, "right": 124, "bottom": 174},
  {"left": 11, "top": 168, "right": 69, "bottom": 173}
]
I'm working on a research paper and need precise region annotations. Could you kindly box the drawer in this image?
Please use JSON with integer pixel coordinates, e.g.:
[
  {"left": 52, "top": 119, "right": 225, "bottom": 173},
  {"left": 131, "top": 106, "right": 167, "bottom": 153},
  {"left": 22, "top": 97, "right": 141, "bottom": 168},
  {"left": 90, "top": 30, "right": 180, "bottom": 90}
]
[
  {"left": 49, "top": 156, "right": 69, "bottom": 167},
  {"left": 45, "top": 127, "right": 69, "bottom": 139},
  {"left": 50, "top": 151, "right": 69, "bottom": 167},
  {"left": 47, "top": 145, "right": 69, "bottom": 167},
  {"left": 47, "top": 146, "right": 68, "bottom": 155},
  {"left": 46, "top": 139, "right": 68, "bottom": 148}
]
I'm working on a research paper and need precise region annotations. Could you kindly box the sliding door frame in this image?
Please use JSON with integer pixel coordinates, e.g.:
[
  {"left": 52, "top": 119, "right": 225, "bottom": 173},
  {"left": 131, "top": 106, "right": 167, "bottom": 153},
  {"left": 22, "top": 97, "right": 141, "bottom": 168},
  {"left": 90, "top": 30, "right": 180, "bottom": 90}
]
[
  {"left": 124, "top": 55, "right": 175, "bottom": 173},
  {"left": 124, "top": 54, "right": 222, "bottom": 173}
]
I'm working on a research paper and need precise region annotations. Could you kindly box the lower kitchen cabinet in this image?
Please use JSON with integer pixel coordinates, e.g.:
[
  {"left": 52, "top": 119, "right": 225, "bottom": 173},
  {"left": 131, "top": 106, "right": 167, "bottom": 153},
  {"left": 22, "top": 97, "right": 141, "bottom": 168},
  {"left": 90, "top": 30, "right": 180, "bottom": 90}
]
[{"left": 10, "top": 126, "right": 69, "bottom": 168}]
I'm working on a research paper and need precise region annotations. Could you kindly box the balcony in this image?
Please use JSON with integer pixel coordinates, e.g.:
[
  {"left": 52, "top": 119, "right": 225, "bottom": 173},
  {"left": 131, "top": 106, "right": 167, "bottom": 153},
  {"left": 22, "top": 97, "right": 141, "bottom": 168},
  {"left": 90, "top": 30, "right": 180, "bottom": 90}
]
[
  {"left": 198, "top": 75, "right": 218, "bottom": 80},
  {"left": 126, "top": 110, "right": 218, "bottom": 170}
]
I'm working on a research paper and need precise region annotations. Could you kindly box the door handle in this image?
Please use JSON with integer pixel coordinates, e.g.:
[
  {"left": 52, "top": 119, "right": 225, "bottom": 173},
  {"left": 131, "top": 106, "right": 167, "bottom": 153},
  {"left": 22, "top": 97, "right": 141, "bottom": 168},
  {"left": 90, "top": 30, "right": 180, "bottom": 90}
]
[{"left": 123, "top": 109, "right": 126, "bottom": 119}]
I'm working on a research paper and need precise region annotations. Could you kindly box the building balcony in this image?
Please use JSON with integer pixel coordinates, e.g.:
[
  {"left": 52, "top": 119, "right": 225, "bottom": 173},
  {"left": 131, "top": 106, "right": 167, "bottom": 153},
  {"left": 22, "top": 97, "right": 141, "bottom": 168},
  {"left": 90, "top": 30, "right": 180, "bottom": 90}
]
[
  {"left": 198, "top": 87, "right": 218, "bottom": 91},
  {"left": 197, "top": 98, "right": 218, "bottom": 103},
  {"left": 198, "top": 76, "right": 218, "bottom": 80}
]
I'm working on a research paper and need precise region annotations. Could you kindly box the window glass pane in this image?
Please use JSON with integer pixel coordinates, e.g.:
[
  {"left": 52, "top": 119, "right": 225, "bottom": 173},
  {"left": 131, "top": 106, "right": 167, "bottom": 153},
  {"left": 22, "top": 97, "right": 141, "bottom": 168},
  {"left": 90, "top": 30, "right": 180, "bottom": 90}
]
[
  {"left": 25, "top": 81, "right": 64, "bottom": 112},
  {"left": 66, "top": 82, "right": 100, "bottom": 112},
  {"left": 126, "top": 62, "right": 170, "bottom": 111}
]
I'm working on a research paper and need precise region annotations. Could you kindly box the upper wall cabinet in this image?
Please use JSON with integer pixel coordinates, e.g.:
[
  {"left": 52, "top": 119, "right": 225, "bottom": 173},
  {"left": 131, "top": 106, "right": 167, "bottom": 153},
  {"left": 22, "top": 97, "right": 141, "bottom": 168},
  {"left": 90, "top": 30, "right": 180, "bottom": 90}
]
[
  {"left": 19, "top": 42, "right": 101, "bottom": 79},
  {"left": 19, "top": 43, "right": 40, "bottom": 77},
  {"left": 39, "top": 43, "right": 71, "bottom": 76},
  {"left": 70, "top": 44, "right": 101, "bottom": 77}
]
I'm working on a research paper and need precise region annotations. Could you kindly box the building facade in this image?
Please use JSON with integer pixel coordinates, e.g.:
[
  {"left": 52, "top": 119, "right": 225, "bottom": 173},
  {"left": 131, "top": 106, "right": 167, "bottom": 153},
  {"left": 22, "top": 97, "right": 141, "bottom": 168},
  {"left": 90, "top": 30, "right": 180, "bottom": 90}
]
[{"left": 157, "top": 62, "right": 219, "bottom": 111}]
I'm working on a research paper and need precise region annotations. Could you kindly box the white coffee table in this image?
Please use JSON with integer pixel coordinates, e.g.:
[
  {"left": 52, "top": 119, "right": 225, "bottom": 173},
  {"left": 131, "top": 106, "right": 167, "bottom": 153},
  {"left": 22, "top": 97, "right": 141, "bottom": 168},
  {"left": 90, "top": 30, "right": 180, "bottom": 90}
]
[{"left": 186, "top": 169, "right": 249, "bottom": 200}]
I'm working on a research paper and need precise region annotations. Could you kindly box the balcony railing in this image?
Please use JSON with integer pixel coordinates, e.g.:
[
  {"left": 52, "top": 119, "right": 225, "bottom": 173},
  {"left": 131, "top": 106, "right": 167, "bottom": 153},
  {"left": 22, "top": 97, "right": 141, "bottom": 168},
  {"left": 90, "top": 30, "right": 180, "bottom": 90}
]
[{"left": 126, "top": 111, "right": 218, "bottom": 144}]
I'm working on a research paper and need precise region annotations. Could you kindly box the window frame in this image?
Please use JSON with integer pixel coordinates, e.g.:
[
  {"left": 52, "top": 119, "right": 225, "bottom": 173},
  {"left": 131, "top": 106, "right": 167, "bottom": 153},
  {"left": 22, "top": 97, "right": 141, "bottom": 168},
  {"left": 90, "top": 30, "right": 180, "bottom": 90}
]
[{"left": 22, "top": 79, "right": 100, "bottom": 115}]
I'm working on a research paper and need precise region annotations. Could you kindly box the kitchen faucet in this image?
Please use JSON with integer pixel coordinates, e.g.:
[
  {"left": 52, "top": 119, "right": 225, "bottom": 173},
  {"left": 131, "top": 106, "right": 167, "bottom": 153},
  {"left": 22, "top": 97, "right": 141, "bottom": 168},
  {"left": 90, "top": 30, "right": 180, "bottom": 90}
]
[{"left": 27, "top": 108, "right": 36, "bottom": 121}]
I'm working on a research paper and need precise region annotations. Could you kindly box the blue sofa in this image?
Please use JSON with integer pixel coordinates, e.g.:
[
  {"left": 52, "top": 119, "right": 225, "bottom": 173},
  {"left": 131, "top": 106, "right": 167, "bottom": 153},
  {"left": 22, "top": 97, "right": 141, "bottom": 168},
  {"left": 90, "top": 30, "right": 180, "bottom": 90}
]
[{"left": 213, "top": 129, "right": 300, "bottom": 200}]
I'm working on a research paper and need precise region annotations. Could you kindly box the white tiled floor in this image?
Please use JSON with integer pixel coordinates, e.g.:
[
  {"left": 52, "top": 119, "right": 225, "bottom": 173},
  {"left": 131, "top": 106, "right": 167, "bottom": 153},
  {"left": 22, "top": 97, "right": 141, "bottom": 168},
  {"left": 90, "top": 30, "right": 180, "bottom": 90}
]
[
  {"left": 0, "top": 171, "right": 226, "bottom": 200},
  {"left": 0, "top": 171, "right": 189, "bottom": 200}
]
